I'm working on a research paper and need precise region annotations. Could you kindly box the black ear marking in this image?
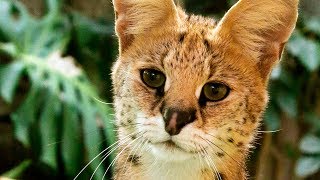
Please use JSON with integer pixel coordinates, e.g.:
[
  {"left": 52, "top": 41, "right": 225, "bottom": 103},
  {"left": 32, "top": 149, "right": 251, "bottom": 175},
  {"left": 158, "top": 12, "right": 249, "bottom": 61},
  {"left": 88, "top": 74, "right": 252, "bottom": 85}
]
[
  {"left": 179, "top": 33, "right": 186, "bottom": 43},
  {"left": 203, "top": 39, "right": 210, "bottom": 49}
]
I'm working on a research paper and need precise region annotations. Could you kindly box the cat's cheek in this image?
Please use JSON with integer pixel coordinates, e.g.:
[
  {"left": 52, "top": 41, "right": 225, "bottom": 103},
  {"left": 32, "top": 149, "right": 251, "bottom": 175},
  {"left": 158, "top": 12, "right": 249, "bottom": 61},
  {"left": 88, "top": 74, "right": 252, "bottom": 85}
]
[{"left": 135, "top": 112, "right": 170, "bottom": 143}]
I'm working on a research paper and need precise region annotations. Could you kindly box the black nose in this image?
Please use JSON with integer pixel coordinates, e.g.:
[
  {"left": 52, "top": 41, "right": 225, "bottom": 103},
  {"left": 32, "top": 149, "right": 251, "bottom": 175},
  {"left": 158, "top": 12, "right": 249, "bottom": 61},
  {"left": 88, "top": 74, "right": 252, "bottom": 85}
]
[{"left": 163, "top": 108, "right": 196, "bottom": 136}]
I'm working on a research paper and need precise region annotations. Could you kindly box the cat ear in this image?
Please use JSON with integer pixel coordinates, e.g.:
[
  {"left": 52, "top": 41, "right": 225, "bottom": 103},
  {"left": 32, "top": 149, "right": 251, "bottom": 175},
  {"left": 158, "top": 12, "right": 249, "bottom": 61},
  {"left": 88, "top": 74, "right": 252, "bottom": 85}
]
[
  {"left": 113, "top": 0, "right": 178, "bottom": 53},
  {"left": 215, "top": 0, "right": 299, "bottom": 80}
]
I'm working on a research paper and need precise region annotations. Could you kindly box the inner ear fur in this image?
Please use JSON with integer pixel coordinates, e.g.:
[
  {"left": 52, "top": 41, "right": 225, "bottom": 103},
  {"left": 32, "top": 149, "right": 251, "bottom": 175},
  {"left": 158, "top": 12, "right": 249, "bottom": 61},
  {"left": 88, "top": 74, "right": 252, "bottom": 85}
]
[
  {"left": 215, "top": 0, "right": 299, "bottom": 80},
  {"left": 113, "top": 0, "right": 179, "bottom": 53}
]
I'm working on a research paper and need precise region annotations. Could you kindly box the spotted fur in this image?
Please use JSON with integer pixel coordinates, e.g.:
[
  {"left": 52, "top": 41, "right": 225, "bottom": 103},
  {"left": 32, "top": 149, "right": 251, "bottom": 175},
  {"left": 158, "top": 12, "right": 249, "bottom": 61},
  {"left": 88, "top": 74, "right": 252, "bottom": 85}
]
[{"left": 111, "top": 0, "right": 298, "bottom": 179}]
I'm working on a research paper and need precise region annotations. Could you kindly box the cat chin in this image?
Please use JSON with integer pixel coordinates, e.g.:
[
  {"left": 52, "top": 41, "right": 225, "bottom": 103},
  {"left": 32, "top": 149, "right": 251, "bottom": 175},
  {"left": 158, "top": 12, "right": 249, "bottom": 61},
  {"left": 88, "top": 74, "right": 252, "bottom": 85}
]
[{"left": 148, "top": 142, "right": 195, "bottom": 162}]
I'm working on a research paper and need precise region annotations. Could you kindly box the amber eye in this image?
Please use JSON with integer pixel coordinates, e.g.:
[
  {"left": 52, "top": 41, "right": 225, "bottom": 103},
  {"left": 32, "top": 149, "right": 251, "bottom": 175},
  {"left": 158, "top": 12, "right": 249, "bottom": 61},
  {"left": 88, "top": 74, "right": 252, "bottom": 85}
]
[
  {"left": 141, "top": 69, "right": 166, "bottom": 88},
  {"left": 202, "top": 83, "right": 230, "bottom": 102}
]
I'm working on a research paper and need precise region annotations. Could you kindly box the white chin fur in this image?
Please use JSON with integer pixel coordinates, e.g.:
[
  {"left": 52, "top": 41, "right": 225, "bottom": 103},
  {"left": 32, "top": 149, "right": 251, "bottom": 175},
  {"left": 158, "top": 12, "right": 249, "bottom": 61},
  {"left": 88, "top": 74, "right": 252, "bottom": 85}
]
[{"left": 149, "top": 143, "right": 194, "bottom": 162}]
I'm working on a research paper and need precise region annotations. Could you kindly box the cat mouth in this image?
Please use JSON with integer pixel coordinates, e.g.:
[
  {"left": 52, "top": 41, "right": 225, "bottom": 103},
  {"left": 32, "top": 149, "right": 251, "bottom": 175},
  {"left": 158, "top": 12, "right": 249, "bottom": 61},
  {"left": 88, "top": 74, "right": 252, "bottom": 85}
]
[
  {"left": 163, "top": 140, "right": 178, "bottom": 148},
  {"left": 156, "top": 140, "right": 190, "bottom": 153},
  {"left": 149, "top": 139, "right": 196, "bottom": 161}
]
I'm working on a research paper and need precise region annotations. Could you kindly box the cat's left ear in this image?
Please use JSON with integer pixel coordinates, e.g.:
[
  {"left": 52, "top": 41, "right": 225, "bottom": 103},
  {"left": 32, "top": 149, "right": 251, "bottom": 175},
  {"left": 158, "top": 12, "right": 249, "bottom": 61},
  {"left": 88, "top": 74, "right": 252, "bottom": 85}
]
[
  {"left": 215, "top": 0, "right": 299, "bottom": 81},
  {"left": 113, "top": 0, "right": 178, "bottom": 53}
]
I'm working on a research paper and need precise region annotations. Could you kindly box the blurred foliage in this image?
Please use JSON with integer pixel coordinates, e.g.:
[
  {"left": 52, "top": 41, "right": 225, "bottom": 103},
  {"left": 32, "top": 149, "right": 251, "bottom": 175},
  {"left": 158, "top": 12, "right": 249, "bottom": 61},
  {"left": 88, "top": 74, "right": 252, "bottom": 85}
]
[
  {"left": 0, "top": 0, "right": 115, "bottom": 179},
  {"left": 0, "top": 0, "right": 319, "bottom": 179},
  {"left": 268, "top": 4, "right": 320, "bottom": 177}
]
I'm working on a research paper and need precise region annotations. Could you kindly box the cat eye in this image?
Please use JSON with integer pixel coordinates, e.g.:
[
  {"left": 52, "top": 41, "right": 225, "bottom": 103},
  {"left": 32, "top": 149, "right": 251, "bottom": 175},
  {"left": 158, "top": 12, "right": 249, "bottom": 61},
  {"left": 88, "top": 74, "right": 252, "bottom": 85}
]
[
  {"left": 141, "top": 69, "right": 166, "bottom": 89},
  {"left": 201, "top": 82, "right": 230, "bottom": 102}
]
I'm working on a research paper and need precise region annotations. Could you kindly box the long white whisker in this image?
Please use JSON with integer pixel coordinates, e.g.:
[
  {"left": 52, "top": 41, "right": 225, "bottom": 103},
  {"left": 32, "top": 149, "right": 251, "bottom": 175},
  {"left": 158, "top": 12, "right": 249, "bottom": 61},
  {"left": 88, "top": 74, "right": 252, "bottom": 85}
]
[
  {"left": 200, "top": 146, "right": 216, "bottom": 179},
  {"left": 122, "top": 138, "right": 145, "bottom": 175},
  {"left": 93, "top": 97, "right": 114, "bottom": 105},
  {"left": 202, "top": 142, "right": 222, "bottom": 180},
  {"left": 257, "top": 129, "right": 282, "bottom": 133},
  {"left": 90, "top": 138, "right": 128, "bottom": 180},
  {"left": 102, "top": 134, "right": 144, "bottom": 180},
  {"left": 74, "top": 131, "right": 138, "bottom": 180}
]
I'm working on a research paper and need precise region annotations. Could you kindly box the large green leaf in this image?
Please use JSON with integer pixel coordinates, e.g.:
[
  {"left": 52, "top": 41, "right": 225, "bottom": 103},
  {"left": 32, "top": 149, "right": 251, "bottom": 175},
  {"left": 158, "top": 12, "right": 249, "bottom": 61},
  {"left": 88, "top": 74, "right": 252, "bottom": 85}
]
[{"left": 0, "top": 0, "right": 71, "bottom": 57}]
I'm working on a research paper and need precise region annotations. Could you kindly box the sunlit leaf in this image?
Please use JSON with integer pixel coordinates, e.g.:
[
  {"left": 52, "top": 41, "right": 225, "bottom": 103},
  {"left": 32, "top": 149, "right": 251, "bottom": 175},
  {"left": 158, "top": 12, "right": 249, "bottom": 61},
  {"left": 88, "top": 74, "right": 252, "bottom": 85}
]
[
  {"left": 296, "top": 156, "right": 320, "bottom": 178},
  {"left": 0, "top": 62, "right": 25, "bottom": 103},
  {"left": 1, "top": 160, "right": 32, "bottom": 179},
  {"left": 287, "top": 30, "right": 320, "bottom": 71},
  {"left": 305, "top": 16, "right": 320, "bottom": 36},
  {"left": 300, "top": 135, "right": 320, "bottom": 154},
  {"left": 0, "top": 0, "right": 30, "bottom": 42}
]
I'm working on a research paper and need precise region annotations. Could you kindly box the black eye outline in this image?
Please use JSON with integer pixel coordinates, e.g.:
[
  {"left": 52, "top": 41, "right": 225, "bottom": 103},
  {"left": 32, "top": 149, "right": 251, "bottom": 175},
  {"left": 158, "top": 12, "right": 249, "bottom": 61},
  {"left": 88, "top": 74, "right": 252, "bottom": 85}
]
[
  {"left": 140, "top": 69, "right": 166, "bottom": 89},
  {"left": 199, "top": 82, "right": 230, "bottom": 105}
]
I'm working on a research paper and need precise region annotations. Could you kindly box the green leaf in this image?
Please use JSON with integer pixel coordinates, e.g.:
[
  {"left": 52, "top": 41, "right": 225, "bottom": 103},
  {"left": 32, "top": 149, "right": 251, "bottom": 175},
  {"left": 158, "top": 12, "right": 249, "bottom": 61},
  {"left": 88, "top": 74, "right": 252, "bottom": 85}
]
[
  {"left": 295, "top": 156, "right": 320, "bottom": 178},
  {"left": 10, "top": 86, "right": 38, "bottom": 147},
  {"left": 0, "top": 62, "right": 25, "bottom": 103},
  {"left": 39, "top": 75, "right": 60, "bottom": 169},
  {"left": 82, "top": 96, "right": 105, "bottom": 180},
  {"left": 287, "top": 30, "right": 320, "bottom": 71},
  {"left": 305, "top": 16, "right": 320, "bottom": 36},
  {"left": 274, "top": 87, "right": 298, "bottom": 118},
  {"left": 300, "top": 135, "right": 320, "bottom": 154},
  {"left": 1, "top": 160, "right": 32, "bottom": 179},
  {"left": 61, "top": 104, "right": 83, "bottom": 176},
  {"left": 304, "top": 112, "right": 320, "bottom": 130},
  {"left": 0, "top": 0, "right": 30, "bottom": 42}
]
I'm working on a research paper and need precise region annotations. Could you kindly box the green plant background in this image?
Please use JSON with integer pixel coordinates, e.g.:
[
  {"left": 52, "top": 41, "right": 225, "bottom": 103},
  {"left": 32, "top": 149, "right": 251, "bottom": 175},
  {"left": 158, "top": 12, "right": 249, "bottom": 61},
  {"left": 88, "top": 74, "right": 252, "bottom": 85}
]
[{"left": 0, "top": 0, "right": 319, "bottom": 179}]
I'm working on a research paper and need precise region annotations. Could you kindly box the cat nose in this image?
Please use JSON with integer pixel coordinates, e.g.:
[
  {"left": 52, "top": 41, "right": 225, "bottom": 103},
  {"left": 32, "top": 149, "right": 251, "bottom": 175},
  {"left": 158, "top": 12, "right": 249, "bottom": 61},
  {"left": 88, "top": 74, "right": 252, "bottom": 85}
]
[{"left": 163, "top": 108, "right": 196, "bottom": 136}]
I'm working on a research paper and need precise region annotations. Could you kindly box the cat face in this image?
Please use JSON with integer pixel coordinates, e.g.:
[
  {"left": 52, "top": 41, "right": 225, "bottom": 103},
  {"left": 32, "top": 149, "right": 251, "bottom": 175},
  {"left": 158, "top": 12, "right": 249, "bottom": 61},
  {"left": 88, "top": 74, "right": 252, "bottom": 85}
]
[
  {"left": 112, "top": 14, "right": 267, "bottom": 163},
  {"left": 112, "top": 0, "right": 298, "bottom": 166}
]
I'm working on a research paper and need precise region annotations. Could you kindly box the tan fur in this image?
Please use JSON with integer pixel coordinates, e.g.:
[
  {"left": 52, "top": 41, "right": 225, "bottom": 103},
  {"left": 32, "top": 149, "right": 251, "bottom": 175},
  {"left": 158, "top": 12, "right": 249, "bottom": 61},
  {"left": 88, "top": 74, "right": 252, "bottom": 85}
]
[{"left": 111, "top": 0, "right": 299, "bottom": 179}]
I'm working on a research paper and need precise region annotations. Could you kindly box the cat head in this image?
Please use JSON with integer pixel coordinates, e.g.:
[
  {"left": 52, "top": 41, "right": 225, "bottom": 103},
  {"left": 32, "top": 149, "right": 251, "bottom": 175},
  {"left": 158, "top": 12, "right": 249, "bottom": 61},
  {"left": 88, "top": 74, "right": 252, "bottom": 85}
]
[{"left": 112, "top": 0, "right": 298, "bottom": 164}]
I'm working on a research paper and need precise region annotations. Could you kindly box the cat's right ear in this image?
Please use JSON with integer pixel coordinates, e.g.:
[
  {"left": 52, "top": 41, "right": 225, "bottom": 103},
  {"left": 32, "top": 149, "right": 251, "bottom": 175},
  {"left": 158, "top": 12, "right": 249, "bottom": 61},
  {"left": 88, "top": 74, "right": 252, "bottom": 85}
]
[{"left": 113, "top": 0, "right": 178, "bottom": 53}]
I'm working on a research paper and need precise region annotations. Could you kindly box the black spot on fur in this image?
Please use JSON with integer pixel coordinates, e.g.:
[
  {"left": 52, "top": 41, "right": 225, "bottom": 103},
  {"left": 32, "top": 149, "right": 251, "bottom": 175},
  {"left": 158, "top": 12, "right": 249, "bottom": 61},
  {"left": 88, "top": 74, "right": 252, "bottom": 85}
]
[
  {"left": 227, "top": 138, "right": 234, "bottom": 143},
  {"left": 128, "top": 155, "right": 141, "bottom": 166},
  {"left": 131, "top": 135, "right": 136, "bottom": 140},
  {"left": 243, "top": 117, "right": 247, "bottom": 124},
  {"left": 237, "top": 142, "right": 244, "bottom": 147},
  {"left": 187, "top": 15, "right": 191, "bottom": 21},
  {"left": 217, "top": 152, "right": 224, "bottom": 157},
  {"left": 227, "top": 127, "right": 232, "bottom": 132}
]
